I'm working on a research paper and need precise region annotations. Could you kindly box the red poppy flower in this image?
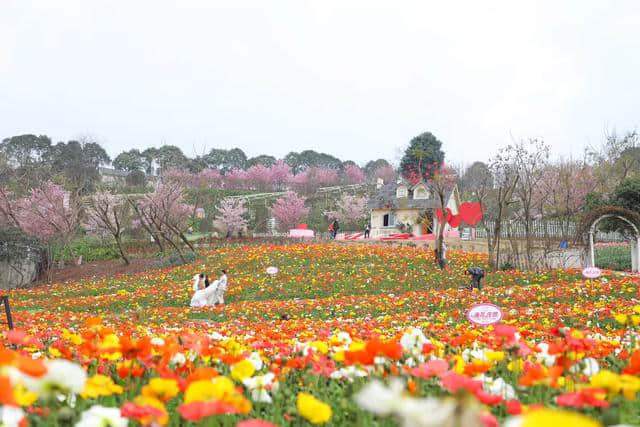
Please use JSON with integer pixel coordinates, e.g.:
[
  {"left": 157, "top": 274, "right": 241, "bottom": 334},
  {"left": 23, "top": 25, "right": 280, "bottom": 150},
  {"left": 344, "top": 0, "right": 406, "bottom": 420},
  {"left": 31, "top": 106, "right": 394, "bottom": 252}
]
[
  {"left": 178, "top": 401, "right": 239, "bottom": 421},
  {"left": 237, "top": 420, "right": 278, "bottom": 427}
]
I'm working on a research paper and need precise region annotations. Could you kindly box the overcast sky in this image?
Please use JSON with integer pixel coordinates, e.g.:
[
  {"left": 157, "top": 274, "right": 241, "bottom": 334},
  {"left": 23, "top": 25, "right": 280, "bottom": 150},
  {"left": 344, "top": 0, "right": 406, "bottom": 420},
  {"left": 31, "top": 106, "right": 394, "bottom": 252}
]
[{"left": 1, "top": 1, "right": 639, "bottom": 166}]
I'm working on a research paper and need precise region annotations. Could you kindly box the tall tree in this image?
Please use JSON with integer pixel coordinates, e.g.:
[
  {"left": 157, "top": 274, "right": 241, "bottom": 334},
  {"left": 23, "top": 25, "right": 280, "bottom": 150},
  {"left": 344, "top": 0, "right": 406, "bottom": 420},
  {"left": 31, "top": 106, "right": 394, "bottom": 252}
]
[
  {"left": 141, "top": 147, "right": 159, "bottom": 175},
  {"left": 428, "top": 165, "right": 458, "bottom": 269},
  {"left": 155, "top": 145, "right": 188, "bottom": 173},
  {"left": 205, "top": 148, "right": 248, "bottom": 173},
  {"left": 247, "top": 155, "right": 277, "bottom": 168},
  {"left": 0, "top": 134, "right": 53, "bottom": 191},
  {"left": 51, "top": 139, "right": 110, "bottom": 195},
  {"left": 400, "top": 132, "right": 445, "bottom": 182},
  {"left": 284, "top": 152, "right": 304, "bottom": 174},
  {"left": 0, "top": 134, "right": 52, "bottom": 168},
  {"left": 113, "top": 149, "right": 145, "bottom": 172},
  {"left": 486, "top": 149, "right": 520, "bottom": 269},
  {"left": 510, "top": 139, "right": 550, "bottom": 268},
  {"left": 461, "top": 162, "right": 493, "bottom": 198}
]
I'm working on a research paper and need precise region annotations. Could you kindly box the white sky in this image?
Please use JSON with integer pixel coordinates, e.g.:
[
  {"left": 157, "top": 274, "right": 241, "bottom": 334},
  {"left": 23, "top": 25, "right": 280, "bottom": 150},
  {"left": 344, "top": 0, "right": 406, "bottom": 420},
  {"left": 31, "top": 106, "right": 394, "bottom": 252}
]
[{"left": 1, "top": 1, "right": 639, "bottom": 166}]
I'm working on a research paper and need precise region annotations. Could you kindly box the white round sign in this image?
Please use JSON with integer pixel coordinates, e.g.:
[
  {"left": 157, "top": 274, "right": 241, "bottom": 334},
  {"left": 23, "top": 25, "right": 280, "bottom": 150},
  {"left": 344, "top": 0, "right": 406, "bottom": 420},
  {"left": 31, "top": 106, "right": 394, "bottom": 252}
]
[
  {"left": 582, "top": 267, "right": 601, "bottom": 279},
  {"left": 467, "top": 303, "right": 503, "bottom": 326},
  {"left": 266, "top": 266, "right": 279, "bottom": 275}
]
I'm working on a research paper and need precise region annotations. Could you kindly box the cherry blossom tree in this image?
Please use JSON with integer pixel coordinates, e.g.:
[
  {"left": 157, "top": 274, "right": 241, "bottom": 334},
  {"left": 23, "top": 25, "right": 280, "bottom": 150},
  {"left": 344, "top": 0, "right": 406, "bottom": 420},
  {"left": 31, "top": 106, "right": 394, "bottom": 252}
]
[
  {"left": 198, "top": 168, "right": 223, "bottom": 189},
  {"left": 215, "top": 198, "right": 248, "bottom": 237},
  {"left": 343, "top": 164, "right": 365, "bottom": 185},
  {"left": 223, "top": 169, "right": 248, "bottom": 189},
  {"left": 291, "top": 167, "right": 339, "bottom": 193},
  {"left": 13, "top": 181, "right": 79, "bottom": 246},
  {"left": 85, "top": 192, "right": 132, "bottom": 265},
  {"left": 270, "top": 160, "right": 293, "bottom": 191},
  {"left": 245, "top": 164, "right": 272, "bottom": 191},
  {"left": 329, "top": 194, "right": 368, "bottom": 229},
  {"left": 129, "top": 181, "right": 195, "bottom": 262},
  {"left": 271, "top": 191, "right": 309, "bottom": 231}
]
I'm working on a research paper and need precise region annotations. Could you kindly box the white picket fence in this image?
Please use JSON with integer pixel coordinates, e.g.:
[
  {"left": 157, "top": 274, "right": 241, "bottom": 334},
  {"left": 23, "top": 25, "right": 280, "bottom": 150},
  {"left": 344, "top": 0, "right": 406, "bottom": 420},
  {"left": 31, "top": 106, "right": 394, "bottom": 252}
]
[{"left": 474, "top": 220, "right": 627, "bottom": 242}]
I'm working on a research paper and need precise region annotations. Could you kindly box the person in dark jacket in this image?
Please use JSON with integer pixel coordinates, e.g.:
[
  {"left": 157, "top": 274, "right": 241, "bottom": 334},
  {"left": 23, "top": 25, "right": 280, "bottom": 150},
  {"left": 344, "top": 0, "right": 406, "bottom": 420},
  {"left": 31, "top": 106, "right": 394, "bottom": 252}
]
[{"left": 332, "top": 219, "right": 339, "bottom": 239}]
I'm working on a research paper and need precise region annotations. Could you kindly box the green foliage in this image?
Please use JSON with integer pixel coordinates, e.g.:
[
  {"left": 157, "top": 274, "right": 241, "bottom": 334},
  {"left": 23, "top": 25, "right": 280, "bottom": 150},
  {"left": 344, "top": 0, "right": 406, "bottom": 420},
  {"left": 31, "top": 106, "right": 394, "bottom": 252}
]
[
  {"left": 595, "top": 245, "right": 632, "bottom": 271},
  {"left": 247, "top": 155, "right": 277, "bottom": 168},
  {"left": 205, "top": 148, "right": 248, "bottom": 173},
  {"left": 51, "top": 139, "right": 110, "bottom": 194},
  {"left": 305, "top": 205, "right": 330, "bottom": 232},
  {"left": 113, "top": 149, "right": 144, "bottom": 172},
  {"left": 612, "top": 176, "right": 640, "bottom": 212},
  {"left": 125, "top": 169, "right": 147, "bottom": 187},
  {"left": 53, "top": 236, "right": 121, "bottom": 262}
]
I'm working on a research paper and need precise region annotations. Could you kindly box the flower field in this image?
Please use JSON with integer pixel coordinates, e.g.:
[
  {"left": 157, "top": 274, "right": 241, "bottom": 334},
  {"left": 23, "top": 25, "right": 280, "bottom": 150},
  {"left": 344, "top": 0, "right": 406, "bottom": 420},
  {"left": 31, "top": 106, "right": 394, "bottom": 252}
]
[{"left": 2, "top": 243, "right": 640, "bottom": 426}]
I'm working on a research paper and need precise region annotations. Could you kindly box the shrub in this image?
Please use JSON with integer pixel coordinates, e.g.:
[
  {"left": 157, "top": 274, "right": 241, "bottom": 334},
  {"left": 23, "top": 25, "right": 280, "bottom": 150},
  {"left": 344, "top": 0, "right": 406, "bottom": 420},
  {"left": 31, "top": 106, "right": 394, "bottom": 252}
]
[{"left": 595, "top": 245, "right": 632, "bottom": 271}]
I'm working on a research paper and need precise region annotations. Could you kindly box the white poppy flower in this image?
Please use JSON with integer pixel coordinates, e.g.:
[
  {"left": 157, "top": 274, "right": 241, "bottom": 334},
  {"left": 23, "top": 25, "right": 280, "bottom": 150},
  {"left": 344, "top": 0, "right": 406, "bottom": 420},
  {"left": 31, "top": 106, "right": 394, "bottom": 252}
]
[
  {"left": 400, "top": 328, "right": 429, "bottom": 356},
  {"left": 0, "top": 406, "right": 25, "bottom": 427},
  {"left": 247, "top": 352, "right": 264, "bottom": 371},
  {"left": 22, "top": 359, "right": 87, "bottom": 398},
  {"left": 243, "top": 373, "right": 278, "bottom": 404},
  {"left": 75, "top": 405, "right": 128, "bottom": 427}
]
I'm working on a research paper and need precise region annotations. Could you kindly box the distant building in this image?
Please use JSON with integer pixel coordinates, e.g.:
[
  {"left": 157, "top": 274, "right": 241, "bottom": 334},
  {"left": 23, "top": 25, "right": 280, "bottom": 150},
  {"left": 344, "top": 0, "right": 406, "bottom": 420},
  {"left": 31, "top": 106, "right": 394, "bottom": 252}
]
[
  {"left": 99, "top": 167, "right": 159, "bottom": 186},
  {"left": 99, "top": 167, "right": 128, "bottom": 185},
  {"left": 368, "top": 177, "right": 460, "bottom": 238}
]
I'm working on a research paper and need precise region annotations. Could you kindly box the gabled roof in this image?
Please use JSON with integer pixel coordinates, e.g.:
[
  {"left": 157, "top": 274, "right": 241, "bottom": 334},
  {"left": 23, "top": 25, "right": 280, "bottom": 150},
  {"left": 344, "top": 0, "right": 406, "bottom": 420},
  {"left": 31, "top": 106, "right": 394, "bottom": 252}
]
[{"left": 368, "top": 182, "right": 456, "bottom": 210}]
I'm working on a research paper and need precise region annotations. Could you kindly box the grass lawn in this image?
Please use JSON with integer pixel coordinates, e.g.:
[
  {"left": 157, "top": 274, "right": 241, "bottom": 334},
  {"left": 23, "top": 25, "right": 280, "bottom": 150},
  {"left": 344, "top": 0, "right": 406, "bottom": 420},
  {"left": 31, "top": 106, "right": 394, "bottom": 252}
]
[{"left": 3, "top": 243, "right": 640, "bottom": 426}]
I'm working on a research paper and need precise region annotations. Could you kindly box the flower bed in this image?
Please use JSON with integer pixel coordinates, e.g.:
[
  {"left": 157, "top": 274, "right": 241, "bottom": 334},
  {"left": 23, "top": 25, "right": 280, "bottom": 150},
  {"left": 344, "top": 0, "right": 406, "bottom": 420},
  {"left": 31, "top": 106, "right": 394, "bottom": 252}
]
[{"left": 1, "top": 243, "right": 639, "bottom": 426}]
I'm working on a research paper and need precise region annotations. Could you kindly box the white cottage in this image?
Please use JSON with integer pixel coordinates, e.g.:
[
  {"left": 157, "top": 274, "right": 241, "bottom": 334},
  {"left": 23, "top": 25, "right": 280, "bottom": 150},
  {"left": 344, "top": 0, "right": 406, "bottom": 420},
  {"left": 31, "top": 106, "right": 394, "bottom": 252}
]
[{"left": 368, "top": 178, "right": 461, "bottom": 238}]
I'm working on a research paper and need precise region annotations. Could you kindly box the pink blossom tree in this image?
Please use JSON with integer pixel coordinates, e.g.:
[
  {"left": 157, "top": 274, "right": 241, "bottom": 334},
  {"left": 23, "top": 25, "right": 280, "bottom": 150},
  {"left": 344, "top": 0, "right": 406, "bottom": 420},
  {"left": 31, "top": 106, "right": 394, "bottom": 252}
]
[
  {"left": 374, "top": 165, "right": 396, "bottom": 185},
  {"left": 245, "top": 164, "right": 272, "bottom": 191},
  {"left": 129, "top": 181, "right": 195, "bottom": 262},
  {"left": 291, "top": 167, "right": 339, "bottom": 193},
  {"left": 198, "top": 168, "right": 223, "bottom": 189},
  {"left": 223, "top": 169, "right": 248, "bottom": 189},
  {"left": 14, "top": 181, "right": 80, "bottom": 246},
  {"left": 215, "top": 198, "right": 248, "bottom": 237},
  {"left": 85, "top": 191, "right": 132, "bottom": 265},
  {"left": 271, "top": 191, "right": 310, "bottom": 231},
  {"left": 343, "top": 164, "right": 366, "bottom": 185},
  {"left": 270, "top": 160, "right": 293, "bottom": 191},
  {"left": 330, "top": 194, "right": 368, "bottom": 229}
]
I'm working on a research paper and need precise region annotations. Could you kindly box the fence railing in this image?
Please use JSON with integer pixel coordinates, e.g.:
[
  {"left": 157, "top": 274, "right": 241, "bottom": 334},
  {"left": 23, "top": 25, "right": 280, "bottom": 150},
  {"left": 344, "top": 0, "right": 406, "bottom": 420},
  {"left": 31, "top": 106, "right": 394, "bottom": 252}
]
[{"left": 474, "top": 220, "right": 627, "bottom": 242}]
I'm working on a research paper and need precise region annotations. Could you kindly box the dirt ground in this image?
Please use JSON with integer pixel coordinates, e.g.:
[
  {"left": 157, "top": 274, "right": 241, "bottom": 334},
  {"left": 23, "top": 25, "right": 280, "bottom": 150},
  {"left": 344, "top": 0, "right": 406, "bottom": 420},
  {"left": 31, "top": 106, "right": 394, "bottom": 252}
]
[{"left": 37, "top": 257, "right": 157, "bottom": 284}]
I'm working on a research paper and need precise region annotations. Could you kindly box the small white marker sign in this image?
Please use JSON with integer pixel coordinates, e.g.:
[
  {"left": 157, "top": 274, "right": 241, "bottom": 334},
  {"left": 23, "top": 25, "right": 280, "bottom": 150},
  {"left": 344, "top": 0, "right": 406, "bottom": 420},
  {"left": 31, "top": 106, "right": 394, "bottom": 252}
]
[
  {"left": 266, "top": 266, "right": 279, "bottom": 275},
  {"left": 582, "top": 267, "right": 601, "bottom": 279},
  {"left": 467, "top": 303, "right": 503, "bottom": 326}
]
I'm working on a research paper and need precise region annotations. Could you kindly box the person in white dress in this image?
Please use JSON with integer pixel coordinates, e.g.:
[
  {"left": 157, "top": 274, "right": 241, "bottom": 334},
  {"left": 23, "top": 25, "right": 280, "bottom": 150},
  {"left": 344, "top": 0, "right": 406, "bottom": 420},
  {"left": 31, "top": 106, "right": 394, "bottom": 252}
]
[
  {"left": 190, "top": 271, "right": 227, "bottom": 307},
  {"left": 190, "top": 273, "right": 215, "bottom": 308},
  {"left": 214, "top": 270, "right": 227, "bottom": 305}
]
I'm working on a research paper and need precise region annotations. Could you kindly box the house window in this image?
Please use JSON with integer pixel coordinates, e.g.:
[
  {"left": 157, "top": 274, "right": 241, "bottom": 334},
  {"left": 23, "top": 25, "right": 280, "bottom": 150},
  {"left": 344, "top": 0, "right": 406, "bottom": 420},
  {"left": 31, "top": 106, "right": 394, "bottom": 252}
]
[
  {"left": 396, "top": 186, "right": 408, "bottom": 198},
  {"left": 383, "top": 213, "right": 396, "bottom": 227},
  {"left": 414, "top": 186, "right": 429, "bottom": 199}
]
